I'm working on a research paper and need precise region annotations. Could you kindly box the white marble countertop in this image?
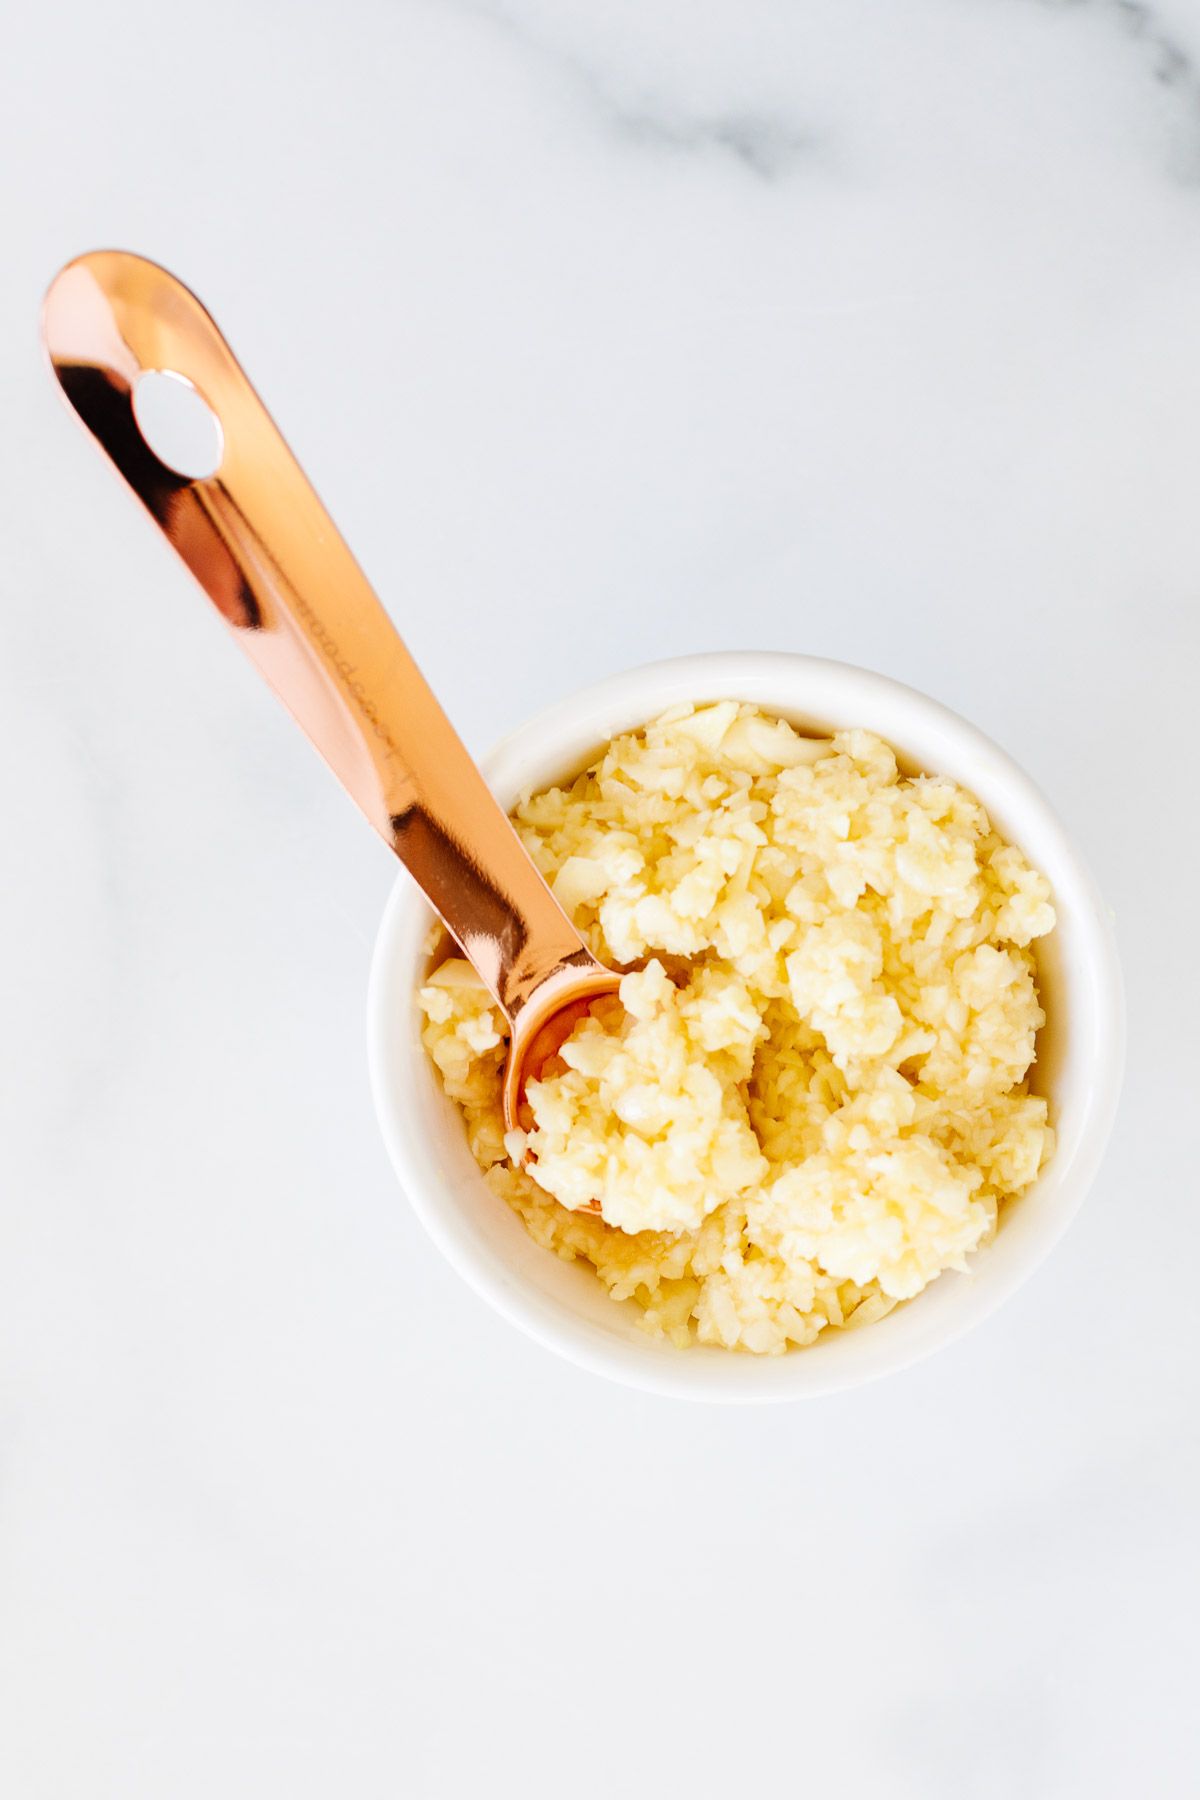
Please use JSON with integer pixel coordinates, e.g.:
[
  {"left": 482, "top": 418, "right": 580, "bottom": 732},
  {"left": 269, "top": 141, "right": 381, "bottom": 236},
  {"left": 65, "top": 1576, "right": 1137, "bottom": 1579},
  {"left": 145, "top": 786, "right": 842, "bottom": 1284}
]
[{"left": 2, "top": 3, "right": 1197, "bottom": 1795}]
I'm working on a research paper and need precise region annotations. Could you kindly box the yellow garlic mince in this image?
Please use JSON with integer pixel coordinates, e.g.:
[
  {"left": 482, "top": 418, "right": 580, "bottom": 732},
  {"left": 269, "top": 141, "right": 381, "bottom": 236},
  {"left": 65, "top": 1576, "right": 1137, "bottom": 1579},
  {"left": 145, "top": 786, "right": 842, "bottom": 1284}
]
[{"left": 418, "top": 703, "right": 1055, "bottom": 1355}]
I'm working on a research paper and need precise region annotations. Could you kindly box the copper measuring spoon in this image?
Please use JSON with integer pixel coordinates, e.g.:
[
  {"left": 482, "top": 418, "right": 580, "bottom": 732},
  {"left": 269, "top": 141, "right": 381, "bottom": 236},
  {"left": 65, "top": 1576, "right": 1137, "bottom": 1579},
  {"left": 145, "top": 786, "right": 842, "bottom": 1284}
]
[{"left": 42, "top": 250, "right": 621, "bottom": 1136}]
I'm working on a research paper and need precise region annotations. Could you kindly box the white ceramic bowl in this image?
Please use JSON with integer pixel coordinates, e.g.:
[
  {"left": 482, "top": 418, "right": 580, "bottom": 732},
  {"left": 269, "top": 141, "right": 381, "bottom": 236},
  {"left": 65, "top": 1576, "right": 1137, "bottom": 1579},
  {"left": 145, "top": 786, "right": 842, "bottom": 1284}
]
[{"left": 368, "top": 653, "right": 1124, "bottom": 1401}]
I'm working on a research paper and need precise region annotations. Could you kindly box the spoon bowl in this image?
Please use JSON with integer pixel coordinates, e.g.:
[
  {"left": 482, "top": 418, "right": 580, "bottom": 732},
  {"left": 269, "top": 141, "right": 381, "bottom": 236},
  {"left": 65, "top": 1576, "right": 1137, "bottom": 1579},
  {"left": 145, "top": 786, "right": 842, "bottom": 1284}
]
[{"left": 503, "top": 968, "right": 624, "bottom": 1134}]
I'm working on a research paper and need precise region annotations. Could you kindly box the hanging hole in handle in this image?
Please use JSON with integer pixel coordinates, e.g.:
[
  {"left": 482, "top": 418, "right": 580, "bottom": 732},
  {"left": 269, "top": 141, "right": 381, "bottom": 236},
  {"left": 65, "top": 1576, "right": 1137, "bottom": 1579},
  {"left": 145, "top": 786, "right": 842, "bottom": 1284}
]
[{"left": 131, "top": 369, "right": 224, "bottom": 479}]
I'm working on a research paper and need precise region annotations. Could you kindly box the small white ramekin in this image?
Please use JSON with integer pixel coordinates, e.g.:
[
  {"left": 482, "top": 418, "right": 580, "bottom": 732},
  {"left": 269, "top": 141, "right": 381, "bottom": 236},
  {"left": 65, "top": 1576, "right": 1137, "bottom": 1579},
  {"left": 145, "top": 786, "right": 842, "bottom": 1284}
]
[{"left": 367, "top": 653, "right": 1124, "bottom": 1401}]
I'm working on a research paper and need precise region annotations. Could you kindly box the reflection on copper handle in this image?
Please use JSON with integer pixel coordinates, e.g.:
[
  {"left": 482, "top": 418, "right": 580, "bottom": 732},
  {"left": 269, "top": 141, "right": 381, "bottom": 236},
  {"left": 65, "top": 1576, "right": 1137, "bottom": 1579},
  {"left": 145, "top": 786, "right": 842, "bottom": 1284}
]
[{"left": 42, "top": 250, "right": 602, "bottom": 1024}]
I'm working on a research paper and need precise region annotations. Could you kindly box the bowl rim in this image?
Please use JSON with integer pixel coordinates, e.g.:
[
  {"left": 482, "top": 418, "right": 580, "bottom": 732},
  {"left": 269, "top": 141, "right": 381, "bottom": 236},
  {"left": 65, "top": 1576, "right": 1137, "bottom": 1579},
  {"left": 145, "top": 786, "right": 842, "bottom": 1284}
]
[{"left": 367, "top": 651, "right": 1125, "bottom": 1402}]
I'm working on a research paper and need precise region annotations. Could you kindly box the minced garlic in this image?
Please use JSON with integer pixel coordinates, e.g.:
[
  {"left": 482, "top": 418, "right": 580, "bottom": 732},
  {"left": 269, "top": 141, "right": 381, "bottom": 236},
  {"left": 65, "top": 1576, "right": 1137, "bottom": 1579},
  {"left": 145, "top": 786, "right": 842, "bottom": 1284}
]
[{"left": 418, "top": 703, "right": 1055, "bottom": 1354}]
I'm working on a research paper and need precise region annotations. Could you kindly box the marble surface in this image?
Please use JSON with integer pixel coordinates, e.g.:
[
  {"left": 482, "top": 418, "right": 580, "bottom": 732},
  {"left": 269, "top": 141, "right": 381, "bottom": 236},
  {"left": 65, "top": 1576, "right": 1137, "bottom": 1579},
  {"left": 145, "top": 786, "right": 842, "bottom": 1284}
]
[{"left": 2, "top": 2, "right": 1198, "bottom": 1794}]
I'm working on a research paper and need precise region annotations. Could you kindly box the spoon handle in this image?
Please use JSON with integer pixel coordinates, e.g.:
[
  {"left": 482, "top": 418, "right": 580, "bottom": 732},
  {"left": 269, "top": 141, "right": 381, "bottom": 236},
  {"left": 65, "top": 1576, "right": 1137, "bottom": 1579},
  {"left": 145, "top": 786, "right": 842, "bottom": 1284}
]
[{"left": 43, "top": 250, "right": 596, "bottom": 1021}]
